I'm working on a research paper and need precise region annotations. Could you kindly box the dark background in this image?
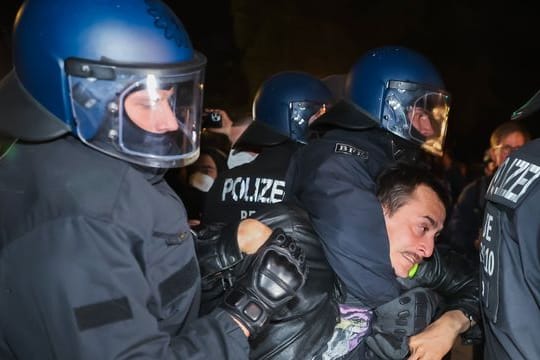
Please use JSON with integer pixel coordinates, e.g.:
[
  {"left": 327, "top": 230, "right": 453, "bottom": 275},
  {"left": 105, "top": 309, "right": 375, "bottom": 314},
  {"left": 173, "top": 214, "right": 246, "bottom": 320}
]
[{"left": 2, "top": 0, "right": 539, "bottom": 165}]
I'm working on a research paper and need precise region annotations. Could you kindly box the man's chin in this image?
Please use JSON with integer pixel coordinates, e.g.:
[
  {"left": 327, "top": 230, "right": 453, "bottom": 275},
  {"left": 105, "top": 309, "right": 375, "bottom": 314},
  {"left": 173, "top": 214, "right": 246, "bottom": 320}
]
[{"left": 392, "top": 265, "right": 409, "bottom": 279}]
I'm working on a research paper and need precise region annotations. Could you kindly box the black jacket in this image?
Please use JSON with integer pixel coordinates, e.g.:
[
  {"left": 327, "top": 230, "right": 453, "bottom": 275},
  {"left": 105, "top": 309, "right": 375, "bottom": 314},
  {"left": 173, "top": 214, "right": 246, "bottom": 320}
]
[
  {"left": 198, "top": 203, "right": 342, "bottom": 360},
  {"left": 447, "top": 175, "right": 491, "bottom": 261},
  {"left": 0, "top": 136, "right": 249, "bottom": 359},
  {"left": 480, "top": 139, "right": 540, "bottom": 359},
  {"left": 286, "top": 102, "right": 407, "bottom": 308},
  {"left": 202, "top": 121, "right": 301, "bottom": 224}
]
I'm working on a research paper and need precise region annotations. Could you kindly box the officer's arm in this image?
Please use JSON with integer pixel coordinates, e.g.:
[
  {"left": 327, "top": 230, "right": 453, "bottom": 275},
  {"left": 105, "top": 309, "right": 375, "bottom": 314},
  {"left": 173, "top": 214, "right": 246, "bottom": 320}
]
[{"left": 286, "top": 151, "right": 400, "bottom": 306}]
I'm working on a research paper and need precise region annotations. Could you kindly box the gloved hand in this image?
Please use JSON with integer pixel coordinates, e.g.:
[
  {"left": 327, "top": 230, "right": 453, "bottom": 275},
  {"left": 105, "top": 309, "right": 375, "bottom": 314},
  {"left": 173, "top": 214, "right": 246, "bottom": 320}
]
[
  {"left": 194, "top": 221, "right": 243, "bottom": 287},
  {"left": 365, "top": 287, "right": 440, "bottom": 359},
  {"left": 222, "top": 228, "right": 307, "bottom": 337},
  {"left": 365, "top": 332, "right": 409, "bottom": 360}
]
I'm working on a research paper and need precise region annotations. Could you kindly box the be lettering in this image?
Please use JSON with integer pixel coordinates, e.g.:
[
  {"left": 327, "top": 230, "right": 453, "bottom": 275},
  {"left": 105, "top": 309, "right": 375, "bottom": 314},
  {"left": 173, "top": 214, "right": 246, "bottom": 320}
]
[{"left": 482, "top": 213, "right": 493, "bottom": 242}]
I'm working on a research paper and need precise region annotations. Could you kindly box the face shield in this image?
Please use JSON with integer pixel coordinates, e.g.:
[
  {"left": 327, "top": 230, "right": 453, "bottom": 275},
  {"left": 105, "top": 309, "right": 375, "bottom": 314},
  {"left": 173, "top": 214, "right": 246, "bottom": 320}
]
[
  {"left": 288, "top": 101, "right": 327, "bottom": 143},
  {"left": 381, "top": 80, "right": 450, "bottom": 156},
  {"left": 66, "top": 54, "right": 206, "bottom": 168}
]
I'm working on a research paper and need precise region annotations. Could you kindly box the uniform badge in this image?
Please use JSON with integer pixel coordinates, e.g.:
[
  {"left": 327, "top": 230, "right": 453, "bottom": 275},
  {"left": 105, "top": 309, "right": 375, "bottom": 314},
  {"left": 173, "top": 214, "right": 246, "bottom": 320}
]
[{"left": 334, "top": 142, "right": 368, "bottom": 160}]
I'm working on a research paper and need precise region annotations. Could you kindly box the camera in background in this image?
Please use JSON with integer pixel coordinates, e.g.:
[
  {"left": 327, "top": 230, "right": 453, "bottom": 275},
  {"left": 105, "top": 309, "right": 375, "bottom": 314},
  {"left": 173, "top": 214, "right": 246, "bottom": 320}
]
[{"left": 202, "top": 111, "right": 222, "bottom": 128}]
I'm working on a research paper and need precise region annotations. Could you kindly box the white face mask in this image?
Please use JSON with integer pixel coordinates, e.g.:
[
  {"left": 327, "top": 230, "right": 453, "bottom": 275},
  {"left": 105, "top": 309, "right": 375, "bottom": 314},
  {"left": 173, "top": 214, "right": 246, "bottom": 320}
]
[
  {"left": 188, "top": 172, "right": 215, "bottom": 192},
  {"left": 227, "top": 149, "right": 259, "bottom": 169}
]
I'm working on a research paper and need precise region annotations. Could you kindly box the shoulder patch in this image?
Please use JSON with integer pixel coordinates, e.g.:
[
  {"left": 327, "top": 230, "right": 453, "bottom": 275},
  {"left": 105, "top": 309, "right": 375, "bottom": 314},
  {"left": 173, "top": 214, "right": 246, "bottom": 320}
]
[
  {"left": 486, "top": 156, "right": 540, "bottom": 208},
  {"left": 334, "top": 142, "right": 368, "bottom": 159}
]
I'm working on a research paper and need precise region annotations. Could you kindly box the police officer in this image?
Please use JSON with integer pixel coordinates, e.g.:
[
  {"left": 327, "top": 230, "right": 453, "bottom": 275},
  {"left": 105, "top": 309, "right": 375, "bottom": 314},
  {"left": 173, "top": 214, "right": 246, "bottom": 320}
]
[
  {"left": 479, "top": 93, "right": 540, "bottom": 359},
  {"left": 0, "top": 1, "right": 306, "bottom": 358},
  {"left": 202, "top": 71, "right": 333, "bottom": 224},
  {"left": 286, "top": 46, "right": 478, "bottom": 358}
]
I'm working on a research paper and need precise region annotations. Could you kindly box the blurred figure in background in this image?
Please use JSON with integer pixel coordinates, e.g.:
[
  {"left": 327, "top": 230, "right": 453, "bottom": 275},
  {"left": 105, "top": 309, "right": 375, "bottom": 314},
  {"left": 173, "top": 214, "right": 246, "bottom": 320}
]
[{"left": 447, "top": 121, "right": 530, "bottom": 262}]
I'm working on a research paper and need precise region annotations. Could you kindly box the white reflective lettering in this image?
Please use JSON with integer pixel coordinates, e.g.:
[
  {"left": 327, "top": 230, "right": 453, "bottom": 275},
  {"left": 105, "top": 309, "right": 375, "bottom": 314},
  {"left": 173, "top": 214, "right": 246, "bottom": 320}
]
[
  {"left": 269, "top": 180, "right": 286, "bottom": 203},
  {"left": 222, "top": 178, "right": 234, "bottom": 201},
  {"left": 482, "top": 213, "right": 493, "bottom": 241}
]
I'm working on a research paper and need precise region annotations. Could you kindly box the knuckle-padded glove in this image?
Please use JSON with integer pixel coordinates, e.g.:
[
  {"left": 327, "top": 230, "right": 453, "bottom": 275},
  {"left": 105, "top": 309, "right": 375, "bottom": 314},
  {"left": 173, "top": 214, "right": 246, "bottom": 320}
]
[
  {"left": 365, "top": 288, "right": 440, "bottom": 359},
  {"left": 221, "top": 228, "right": 307, "bottom": 337}
]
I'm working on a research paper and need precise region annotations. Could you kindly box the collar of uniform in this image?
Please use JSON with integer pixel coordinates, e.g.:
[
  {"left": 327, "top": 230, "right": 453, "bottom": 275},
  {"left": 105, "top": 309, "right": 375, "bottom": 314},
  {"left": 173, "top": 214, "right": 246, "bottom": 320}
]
[
  {"left": 233, "top": 121, "right": 291, "bottom": 150},
  {"left": 0, "top": 70, "right": 70, "bottom": 141},
  {"left": 131, "top": 163, "right": 167, "bottom": 184}
]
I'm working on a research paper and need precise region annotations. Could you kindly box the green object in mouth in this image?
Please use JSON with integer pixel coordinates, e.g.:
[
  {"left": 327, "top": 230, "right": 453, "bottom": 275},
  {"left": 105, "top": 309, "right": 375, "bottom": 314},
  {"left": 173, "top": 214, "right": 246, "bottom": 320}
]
[{"left": 408, "top": 263, "right": 419, "bottom": 278}]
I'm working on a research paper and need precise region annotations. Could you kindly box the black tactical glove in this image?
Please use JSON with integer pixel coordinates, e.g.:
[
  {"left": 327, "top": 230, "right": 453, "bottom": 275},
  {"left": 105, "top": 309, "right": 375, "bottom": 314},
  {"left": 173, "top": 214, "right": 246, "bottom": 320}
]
[
  {"left": 365, "top": 287, "right": 440, "bottom": 360},
  {"left": 366, "top": 332, "right": 410, "bottom": 360},
  {"left": 194, "top": 221, "right": 243, "bottom": 288},
  {"left": 222, "top": 228, "right": 307, "bottom": 337}
]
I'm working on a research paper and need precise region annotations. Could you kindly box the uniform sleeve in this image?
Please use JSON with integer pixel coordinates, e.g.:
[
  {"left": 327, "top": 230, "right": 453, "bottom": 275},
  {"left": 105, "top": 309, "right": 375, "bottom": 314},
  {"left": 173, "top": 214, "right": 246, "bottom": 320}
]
[
  {"left": 516, "top": 186, "right": 540, "bottom": 309},
  {"left": 25, "top": 218, "right": 249, "bottom": 360},
  {"left": 286, "top": 151, "right": 400, "bottom": 308}
]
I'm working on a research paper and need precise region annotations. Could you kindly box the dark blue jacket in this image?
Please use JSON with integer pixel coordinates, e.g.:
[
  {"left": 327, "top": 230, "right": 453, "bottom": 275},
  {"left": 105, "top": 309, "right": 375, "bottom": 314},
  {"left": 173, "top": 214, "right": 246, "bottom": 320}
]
[
  {"left": 480, "top": 138, "right": 540, "bottom": 359},
  {"left": 286, "top": 104, "right": 402, "bottom": 308},
  {"left": 0, "top": 136, "right": 249, "bottom": 359}
]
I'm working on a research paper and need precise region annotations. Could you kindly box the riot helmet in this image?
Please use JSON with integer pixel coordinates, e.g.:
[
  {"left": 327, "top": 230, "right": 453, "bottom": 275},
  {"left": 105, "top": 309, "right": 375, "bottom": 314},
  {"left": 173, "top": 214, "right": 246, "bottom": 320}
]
[
  {"left": 252, "top": 71, "right": 333, "bottom": 143},
  {"left": 5, "top": 0, "right": 206, "bottom": 168},
  {"left": 346, "top": 46, "right": 450, "bottom": 156}
]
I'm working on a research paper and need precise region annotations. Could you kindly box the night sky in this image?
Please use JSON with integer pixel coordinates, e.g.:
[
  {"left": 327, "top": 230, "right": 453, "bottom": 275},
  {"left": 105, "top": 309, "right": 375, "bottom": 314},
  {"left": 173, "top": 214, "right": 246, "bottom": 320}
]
[{"left": 2, "top": 0, "right": 539, "bottom": 165}]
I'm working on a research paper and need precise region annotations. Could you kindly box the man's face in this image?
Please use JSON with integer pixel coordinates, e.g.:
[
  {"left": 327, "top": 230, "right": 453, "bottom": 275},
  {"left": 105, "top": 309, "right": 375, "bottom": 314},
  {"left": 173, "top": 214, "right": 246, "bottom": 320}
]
[
  {"left": 383, "top": 184, "right": 446, "bottom": 278},
  {"left": 489, "top": 131, "right": 528, "bottom": 167},
  {"left": 124, "top": 87, "right": 179, "bottom": 133},
  {"left": 408, "top": 107, "right": 435, "bottom": 138}
]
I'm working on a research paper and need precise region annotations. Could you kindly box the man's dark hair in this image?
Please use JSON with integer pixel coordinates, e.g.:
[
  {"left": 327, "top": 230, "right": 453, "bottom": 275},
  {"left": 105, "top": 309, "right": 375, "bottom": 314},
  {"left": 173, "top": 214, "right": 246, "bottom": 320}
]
[{"left": 376, "top": 162, "right": 451, "bottom": 216}]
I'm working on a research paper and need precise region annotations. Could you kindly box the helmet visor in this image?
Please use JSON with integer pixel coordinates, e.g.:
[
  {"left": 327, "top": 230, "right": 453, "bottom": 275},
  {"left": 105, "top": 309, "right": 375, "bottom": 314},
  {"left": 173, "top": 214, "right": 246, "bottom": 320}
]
[
  {"left": 288, "top": 101, "right": 327, "bottom": 143},
  {"left": 384, "top": 81, "right": 450, "bottom": 156},
  {"left": 67, "top": 54, "right": 205, "bottom": 168}
]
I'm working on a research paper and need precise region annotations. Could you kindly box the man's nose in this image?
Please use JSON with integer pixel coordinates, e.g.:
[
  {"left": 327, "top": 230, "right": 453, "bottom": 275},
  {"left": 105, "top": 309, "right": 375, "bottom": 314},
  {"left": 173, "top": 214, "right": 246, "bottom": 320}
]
[
  {"left": 154, "top": 102, "right": 179, "bottom": 133},
  {"left": 418, "top": 237, "right": 435, "bottom": 258}
]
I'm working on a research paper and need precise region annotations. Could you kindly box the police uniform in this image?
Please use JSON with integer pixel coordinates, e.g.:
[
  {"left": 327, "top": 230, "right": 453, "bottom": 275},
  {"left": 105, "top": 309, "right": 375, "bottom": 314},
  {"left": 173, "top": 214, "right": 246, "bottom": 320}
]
[
  {"left": 286, "top": 101, "right": 481, "bottom": 358},
  {"left": 0, "top": 136, "right": 249, "bottom": 359},
  {"left": 286, "top": 102, "right": 405, "bottom": 308},
  {"left": 202, "top": 121, "right": 301, "bottom": 224},
  {"left": 480, "top": 138, "right": 540, "bottom": 359}
]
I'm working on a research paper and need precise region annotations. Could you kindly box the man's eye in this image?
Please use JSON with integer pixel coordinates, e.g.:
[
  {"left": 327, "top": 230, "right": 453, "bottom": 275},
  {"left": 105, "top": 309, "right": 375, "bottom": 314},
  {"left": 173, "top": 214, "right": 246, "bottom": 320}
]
[{"left": 140, "top": 100, "right": 158, "bottom": 108}]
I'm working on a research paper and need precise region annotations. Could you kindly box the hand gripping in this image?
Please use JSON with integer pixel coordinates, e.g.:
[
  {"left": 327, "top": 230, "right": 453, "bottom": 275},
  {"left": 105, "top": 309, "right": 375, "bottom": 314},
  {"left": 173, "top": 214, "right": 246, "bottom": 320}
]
[
  {"left": 222, "top": 228, "right": 307, "bottom": 337},
  {"left": 365, "top": 287, "right": 440, "bottom": 359},
  {"left": 194, "top": 222, "right": 243, "bottom": 288}
]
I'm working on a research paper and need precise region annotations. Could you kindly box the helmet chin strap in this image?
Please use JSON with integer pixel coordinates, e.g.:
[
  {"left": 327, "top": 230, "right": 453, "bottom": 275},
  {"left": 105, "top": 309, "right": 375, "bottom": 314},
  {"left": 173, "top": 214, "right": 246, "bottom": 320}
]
[{"left": 390, "top": 134, "right": 421, "bottom": 162}]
